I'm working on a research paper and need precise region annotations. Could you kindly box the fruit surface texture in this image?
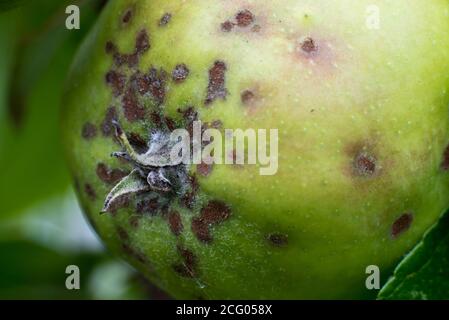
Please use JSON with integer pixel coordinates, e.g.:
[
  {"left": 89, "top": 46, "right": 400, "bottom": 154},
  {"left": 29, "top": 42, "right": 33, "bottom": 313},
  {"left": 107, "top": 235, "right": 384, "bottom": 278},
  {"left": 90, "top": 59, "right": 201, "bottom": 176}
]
[{"left": 62, "top": 0, "right": 449, "bottom": 299}]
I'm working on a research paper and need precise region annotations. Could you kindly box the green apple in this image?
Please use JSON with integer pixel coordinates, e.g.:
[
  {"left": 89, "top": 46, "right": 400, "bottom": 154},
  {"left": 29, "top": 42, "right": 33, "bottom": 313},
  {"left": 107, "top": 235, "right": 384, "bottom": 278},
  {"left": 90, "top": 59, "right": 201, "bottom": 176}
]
[{"left": 62, "top": 0, "right": 449, "bottom": 299}]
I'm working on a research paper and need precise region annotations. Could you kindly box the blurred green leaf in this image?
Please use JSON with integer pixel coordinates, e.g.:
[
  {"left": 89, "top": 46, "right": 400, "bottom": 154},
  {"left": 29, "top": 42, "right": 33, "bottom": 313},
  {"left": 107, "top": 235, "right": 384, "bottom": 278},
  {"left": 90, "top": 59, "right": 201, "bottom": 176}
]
[
  {"left": 0, "top": 0, "right": 28, "bottom": 12},
  {"left": 0, "top": 238, "right": 154, "bottom": 300},
  {"left": 378, "top": 210, "right": 449, "bottom": 300},
  {"left": 0, "top": 188, "right": 157, "bottom": 300},
  {"left": 0, "top": 0, "right": 102, "bottom": 220},
  {"left": 0, "top": 239, "right": 103, "bottom": 299}
]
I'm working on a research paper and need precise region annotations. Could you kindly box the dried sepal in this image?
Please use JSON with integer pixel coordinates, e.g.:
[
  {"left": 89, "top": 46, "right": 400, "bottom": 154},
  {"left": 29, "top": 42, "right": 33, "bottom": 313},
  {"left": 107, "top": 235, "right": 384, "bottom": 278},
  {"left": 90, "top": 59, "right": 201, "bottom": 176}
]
[
  {"left": 102, "top": 169, "right": 150, "bottom": 213},
  {"left": 112, "top": 120, "right": 180, "bottom": 167}
]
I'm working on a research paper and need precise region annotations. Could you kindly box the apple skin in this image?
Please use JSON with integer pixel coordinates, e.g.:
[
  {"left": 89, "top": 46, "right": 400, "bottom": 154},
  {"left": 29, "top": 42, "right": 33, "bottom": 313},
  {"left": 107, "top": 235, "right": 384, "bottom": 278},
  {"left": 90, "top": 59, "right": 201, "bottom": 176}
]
[{"left": 62, "top": 0, "right": 449, "bottom": 299}]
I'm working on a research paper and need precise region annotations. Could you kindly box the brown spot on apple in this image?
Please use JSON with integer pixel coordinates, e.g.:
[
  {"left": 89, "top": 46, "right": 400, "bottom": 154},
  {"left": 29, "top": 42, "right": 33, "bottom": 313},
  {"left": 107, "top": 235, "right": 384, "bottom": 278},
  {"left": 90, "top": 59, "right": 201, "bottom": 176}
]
[
  {"left": 180, "top": 175, "right": 199, "bottom": 209},
  {"left": 168, "top": 211, "right": 183, "bottom": 236},
  {"left": 241, "top": 90, "right": 256, "bottom": 105},
  {"left": 172, "top": 64, "right": 190, "bottom": 83},
  {"left": 136, "top": 198, "right": 160, "bottom": 215},
  {"left": 221, "top": 20, "right": 234, "bottom": 32},
  {"left": 267, "top": 233, "right": 289, "bottom": 247},
  {"left": 441, "top": 143, "right": 449, "bottom": 171},
  {"left": 102, "top": 107, "right": 118, "bottom": 137},
  {"left": 105, "top": 70, "right": 126, "bottom": 97},
  {"left": 205, "top": 61, "right": 228, "bottom": 106},
  {"left": 116, "top": 226, "right": 129, "bottom": 241},
  {"left": 84, "top": 183, "right": 97, "bottom": 201},
  {"left": 81, "top": 123, "right": 97, "bottom": 140},
  {"left": 173, "top": 245, "right": 198, "bottom": 278},
  {"left": 300, "top": 37, "right": 318, "bottom": 54},
  {"left": 146, "top": 67, "right": 167, "bottom": 105},
  {"left": 290, "top": 32, "right": 342, "bottom": 73},
  {"left": 159, "top": 13, "right": 172, "bottom": 26},
  {"left": 122, "top": 86, "right": 145, "bottom": 122},
  {"left": 122, "top": 7, "right": 134, "bottom": 25},
  {"left": 235, "top": 9, "right": 254, "bottom": 27},
  {"left": 192, "top": 200, "right": 231, "bottom": 243},
  {"left": 107, "top": 195, "right": 130, "bottom": 214},
  {"left": 197, "top": 162, "right": 213, "bottom": 177},
  {"left": 96, "top": 163, "right": 129, "bottom": 185},
  {"left": 135, "top": 29, "right": 151, "bottom": 55},
  {"left": 353, "top": 152, "right": 377, "bottom": 177},
  {"left": 391, "top": 213, "right": 413, "bottom": 238}
]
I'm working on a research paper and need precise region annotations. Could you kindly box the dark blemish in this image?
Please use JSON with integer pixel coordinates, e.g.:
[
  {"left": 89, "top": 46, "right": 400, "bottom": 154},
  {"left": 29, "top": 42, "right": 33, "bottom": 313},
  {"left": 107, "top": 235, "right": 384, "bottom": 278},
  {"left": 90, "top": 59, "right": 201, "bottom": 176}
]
[
  {"left": 107, "top": 195, "right": 130, "bottom": 214},
  {"left": 205, "top": 61, "right": 228, "bottom": 106},
  {"left": 105, "top": 29, "right": 150, "bottom": 68},
  {"left": 144, "top": 67, "right": 167, "bottom": 105},
  {"left": 129, "top": 216, "right": 140, "bottom": 228},
  {"left": 300, "top": 37, "right": 318, "bottom": 54},
  {"left": 124, "top": 53, "right": 139, "bottom": 68},
  {"left": 441, "top": 144, "right": 449, "bottom": 171},
  {"left": 391, "top": 213, "right": 413, "bottom": 238},
  {"left": 127, "top": 132, "right": 148, "bottom": 154},
  {"left": 96, "top": 163, "right": 129, "bottom": 185},
  {"left": 102, "top": 107, "right": 118, "bottom": 136},
  {"left": 105, "top": 70, "right": 126, "bottom": 97},
  {"left": 179, "top": 106, "right": 198, "bottom": 123},
  {"left": 201, "top": 200, "right": 231, "bottom": 225},
  {"left": 181, "top": 109, "right": 197, "bottom": 137},
  {"left": 105, "top": 42, "right": 129, "bottom": 67},
  {"left": 172, "top": 264, "right": 192, "bottom": 277},
  {"left": 122, "top": 86, "right": 145, "bottom": 122},
  {"left": 235, "top": 9, "right": 254, "bottom": 27},
  {"left": 117, "top": 226, "right": 129, "bottom": 241},
  {"left": 191, "top": 218, "right": 212, "bottom": 243},
  {"left": 190, "top": 174, "right": 199, "bottom": 193},
  {"left": 105, "top": 41, "right": 116, "bottom": 54},
  {"left": 177, "top": 246, "right": 197, "bottom": 277},
  {"left": 180, "top": 175, "right": 199, "bottom": 209},
  {"left": 137, "top": 198, "right": 160, "bottom": 215},
  {"left": 241, "top": 90, "right": 255, "bottom": 105},
  {"left": 122, "top": 8, "right": 133, "bottom": 24},
  {"left": 173, "top": 250, "right": 198, "bottom": 279},
  {"left": 159, "top": 13, "right": 172, "bottom": 26},
  {"left": 181, "top": 191, "right": 195, "bottom": 209},
  {"left": 135, "top": 29, "right": 151, "bottom": 55},
  {"left": 192, "top": 200, "right": 232, "bottom": 243},
  {"left": 172, "top": 64, "right": 190, "bottom": 83},
  {"left": 353, "top": 152, "right": 377, "bottom": 177},
  {"left": 130, "top": 71, "right": 149, "bottom": 96},
  {"left": 168, "top": 211, "right": 183, "bottom": 236},
  {"left": 84, "top": 183, "right": 97, "bottom": 201},
  {"left": 267, "top": 233, "right": 289, "bottom": 247},
  {"left": 81, "top": 122, "right": 97, "bottom": 140},
  {"left": 164, "top": 117, "right": 177, "bottom": 132},
  {"left": 197, "top": 162, "right": 213, "bottom": 177},
  {"left": 221, "top": 20, "right": 234, "bottom": 32},
  {"left": 150, "top": 111, "right": 163, "bottom": 127}
]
